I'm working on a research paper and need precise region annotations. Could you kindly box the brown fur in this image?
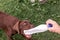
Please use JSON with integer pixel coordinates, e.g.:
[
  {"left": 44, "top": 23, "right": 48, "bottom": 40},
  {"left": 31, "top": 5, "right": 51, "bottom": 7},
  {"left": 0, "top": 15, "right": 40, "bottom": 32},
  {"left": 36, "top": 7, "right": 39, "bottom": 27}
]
[{"left": 0, "top": 12, "right": 34, "bottom": 40}]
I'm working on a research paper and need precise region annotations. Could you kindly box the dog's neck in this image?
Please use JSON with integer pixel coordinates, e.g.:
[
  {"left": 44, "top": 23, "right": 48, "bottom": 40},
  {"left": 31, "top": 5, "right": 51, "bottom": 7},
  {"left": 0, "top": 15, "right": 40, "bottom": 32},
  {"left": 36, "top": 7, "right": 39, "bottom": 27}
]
[{"left": 13, "top": 21, "right": 20, "bottom": 34}]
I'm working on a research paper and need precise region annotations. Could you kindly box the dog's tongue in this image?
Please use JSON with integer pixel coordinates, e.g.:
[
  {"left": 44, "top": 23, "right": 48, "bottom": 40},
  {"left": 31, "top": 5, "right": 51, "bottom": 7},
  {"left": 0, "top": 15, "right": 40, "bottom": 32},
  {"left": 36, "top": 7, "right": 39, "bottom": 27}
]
[{"left": 24, "top": 24, "right": 48, "bottom": 35}]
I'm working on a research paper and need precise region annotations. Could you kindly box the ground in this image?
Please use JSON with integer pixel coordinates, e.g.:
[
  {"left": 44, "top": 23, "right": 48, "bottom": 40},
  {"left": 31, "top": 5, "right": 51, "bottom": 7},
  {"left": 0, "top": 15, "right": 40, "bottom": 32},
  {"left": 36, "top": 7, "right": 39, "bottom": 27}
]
[{"left": 0, "top": 0, "right": 60, "bottom": 40}]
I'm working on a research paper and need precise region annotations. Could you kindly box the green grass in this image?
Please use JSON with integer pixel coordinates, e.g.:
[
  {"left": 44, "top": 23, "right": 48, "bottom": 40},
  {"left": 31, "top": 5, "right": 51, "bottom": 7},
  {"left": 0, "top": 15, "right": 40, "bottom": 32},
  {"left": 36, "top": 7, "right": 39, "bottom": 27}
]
[{"left": 0, "top": 0, "right": 60, "bottom": 40}]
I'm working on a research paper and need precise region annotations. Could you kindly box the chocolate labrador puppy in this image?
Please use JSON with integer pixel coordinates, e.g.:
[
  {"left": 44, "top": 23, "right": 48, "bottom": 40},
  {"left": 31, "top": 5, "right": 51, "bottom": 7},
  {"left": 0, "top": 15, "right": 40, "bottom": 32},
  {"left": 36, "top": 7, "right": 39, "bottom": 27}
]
[{"left": 0, "top": 12, "right": 34, "bottom": 40}]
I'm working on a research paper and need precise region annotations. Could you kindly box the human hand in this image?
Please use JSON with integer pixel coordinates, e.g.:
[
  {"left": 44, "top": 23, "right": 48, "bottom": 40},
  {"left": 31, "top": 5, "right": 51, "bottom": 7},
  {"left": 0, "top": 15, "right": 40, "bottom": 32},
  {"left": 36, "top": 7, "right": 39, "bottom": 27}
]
[{"left": 46, "top": 19, "right": 60, "bottom": 34}]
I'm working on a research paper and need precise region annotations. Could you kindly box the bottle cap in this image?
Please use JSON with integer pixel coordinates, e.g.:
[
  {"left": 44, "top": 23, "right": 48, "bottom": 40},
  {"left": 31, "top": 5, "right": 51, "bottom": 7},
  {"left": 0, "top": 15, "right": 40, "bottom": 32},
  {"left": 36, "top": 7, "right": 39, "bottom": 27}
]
[{"left": 48, "top": 24, "right": 53, "bottom": 28}]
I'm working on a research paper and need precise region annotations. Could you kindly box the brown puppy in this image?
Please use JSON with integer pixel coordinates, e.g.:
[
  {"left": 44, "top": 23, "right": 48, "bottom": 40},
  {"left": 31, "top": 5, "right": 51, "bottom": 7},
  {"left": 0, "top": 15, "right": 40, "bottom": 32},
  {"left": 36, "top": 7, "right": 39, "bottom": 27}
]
[{"left": 0, "top": 12, "right": 34, "bottom": 40}]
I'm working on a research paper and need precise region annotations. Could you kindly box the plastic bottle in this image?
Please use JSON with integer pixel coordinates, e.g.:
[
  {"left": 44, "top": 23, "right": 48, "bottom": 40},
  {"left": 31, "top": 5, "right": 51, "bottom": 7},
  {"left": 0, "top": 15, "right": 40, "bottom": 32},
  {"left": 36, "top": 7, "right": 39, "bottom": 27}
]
[{"left": 24, "top": 24, "right": 52, "bottom": 35}]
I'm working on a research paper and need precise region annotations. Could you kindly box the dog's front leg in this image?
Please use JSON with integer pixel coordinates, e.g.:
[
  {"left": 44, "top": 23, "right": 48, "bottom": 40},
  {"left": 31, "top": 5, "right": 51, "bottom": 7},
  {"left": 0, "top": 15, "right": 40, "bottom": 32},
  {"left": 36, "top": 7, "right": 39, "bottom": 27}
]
[
  {"left": 6, "top": 32, "right": 13, "bottom": 40},
  {"left": 6, "top": 36, "right": 13, "bottom": 40},
  {"left": 5, "top": 28, "right": 13, "bottom": 40}
]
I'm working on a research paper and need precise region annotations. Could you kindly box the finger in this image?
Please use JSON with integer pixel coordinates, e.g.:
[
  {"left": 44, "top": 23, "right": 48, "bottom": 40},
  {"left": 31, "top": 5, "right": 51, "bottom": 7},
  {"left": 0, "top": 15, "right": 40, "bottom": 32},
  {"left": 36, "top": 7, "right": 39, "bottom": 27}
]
[{"left": 46, "top": 19, "right": 57, "bottom": 25}]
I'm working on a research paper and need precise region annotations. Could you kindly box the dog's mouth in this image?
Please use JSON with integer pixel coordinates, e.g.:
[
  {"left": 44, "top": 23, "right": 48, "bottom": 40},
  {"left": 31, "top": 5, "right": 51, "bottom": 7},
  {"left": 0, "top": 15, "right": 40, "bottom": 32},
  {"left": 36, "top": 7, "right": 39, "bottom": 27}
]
[
  {"left": 19, "top": 20, "right": 34, "bottom": 40},
  {"left": 24, "top": 34, "right": 32, "bottom": 39}
]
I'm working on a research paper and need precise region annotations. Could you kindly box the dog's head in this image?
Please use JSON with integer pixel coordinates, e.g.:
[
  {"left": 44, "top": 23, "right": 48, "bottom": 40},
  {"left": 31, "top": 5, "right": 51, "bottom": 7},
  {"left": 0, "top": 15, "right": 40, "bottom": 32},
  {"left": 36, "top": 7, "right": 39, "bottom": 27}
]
[{"left": 19, "top": 20, "right": 34, "bottom": 40}]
